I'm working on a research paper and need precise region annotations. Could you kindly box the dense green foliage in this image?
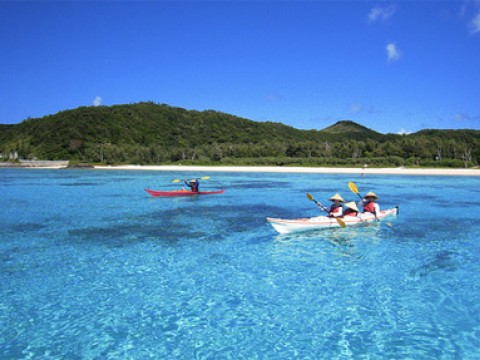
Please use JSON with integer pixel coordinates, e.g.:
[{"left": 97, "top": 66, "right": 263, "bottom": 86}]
[{"left": 1, "top": 102, "right": 479, "bottom": 168}]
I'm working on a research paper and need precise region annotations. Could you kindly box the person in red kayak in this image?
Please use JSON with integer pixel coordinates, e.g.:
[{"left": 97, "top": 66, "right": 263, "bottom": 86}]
[
  {"left": 360, "top": 191, "right": 380, "bottom": 214},
  {"left": 184, "top": 178, "right": 199, "bottom": 192},
  {"left": 343, "top": 202, "right": 359, "bottom": 217},
  {"left": 324, "top": 193, "right": 345, "bottom": 217}
]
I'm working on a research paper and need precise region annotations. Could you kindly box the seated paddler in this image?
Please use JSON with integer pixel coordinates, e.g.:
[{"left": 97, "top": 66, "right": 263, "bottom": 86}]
[
  {"left": 360, "top": 191, "right": 380, "bottom": 214},
  {"left": 326, "top": 193, "right": 345, "bottom": 217},
  {"left": 185, "top": 178, "right": 199, "bottom": 193}
]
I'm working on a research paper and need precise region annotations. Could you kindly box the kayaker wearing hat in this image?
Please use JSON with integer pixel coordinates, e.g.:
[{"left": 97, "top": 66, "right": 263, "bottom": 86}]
[
  {"left": 325, "top": 193, "right": 345, "bottom": 217},
  {"left": 360, "top": 191, "right": 380, "bottom": 214},
  {"left": 343, "top": 202, "right": 359, "bottom": 217},
  {"left": 184, "top": 178, "right": 199, "bottom": 193}
]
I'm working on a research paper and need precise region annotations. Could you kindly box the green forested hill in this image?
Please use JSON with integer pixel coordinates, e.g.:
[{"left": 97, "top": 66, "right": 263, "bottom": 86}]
[
  {"left": 321, "top": 120, "right": 384, "bottom": 141},
  {"left": 1, "top": 102, "right": 479, "bottom": 168}
]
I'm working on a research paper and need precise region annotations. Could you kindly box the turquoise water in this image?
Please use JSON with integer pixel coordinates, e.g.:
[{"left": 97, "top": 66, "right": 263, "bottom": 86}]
[{"left": 1, "top": 169, "right": 480, "bottom": 359}]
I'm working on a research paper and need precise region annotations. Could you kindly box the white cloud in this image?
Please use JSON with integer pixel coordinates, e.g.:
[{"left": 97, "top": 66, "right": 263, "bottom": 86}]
[
  {"left": 368, "top": 5, "right": 397, "bottom": 23},
  {"left": 454, "top": 112, "right": 480, "bottom": 122},
  {"left": 348, "top": 103, "right": 377, "bottom": 116},
  {"left": 350, "top": 103, "right": 364, "bottom": 114},
  {"left": 460, "top": 1, "right": 480, "bottom": 34},
  {"left": 93, "top": 96, "right": 102, "bottom": 107},
  {"left": 386, "top": 43, "right": 400, "bottom": 62},
  {"left": 398, "top": 128, "right": 412, "bottom": 135},
  {"left": 264, "top": 93, "right": 286, "bottom": 103},
  {"left": 471, "top": 12, "right": 480, "bottom": 33}
]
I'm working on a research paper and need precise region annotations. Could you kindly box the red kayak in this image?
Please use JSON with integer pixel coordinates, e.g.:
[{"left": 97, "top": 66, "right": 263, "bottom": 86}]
[{"left": 145, "top": 188, "right": 225, "bottom": 197}]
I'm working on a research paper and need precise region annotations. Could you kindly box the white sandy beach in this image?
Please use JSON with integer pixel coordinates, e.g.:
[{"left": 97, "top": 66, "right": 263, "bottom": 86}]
[{"left": 94, "top": 165, "right": 480, "bottom": 176}]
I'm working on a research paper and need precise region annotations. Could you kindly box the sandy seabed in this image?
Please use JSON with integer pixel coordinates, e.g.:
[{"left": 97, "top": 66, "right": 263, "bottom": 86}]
[{"left": 94, "top": 165, "right": 480, "bottom": 176}]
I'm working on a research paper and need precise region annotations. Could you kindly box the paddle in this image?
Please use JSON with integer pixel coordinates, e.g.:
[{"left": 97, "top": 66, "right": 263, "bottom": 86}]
[
  {"left": 306, "top": 193, "right": 346, "bottom": 228},
  {"left": 348, "top": 181, "right": 378, "bottom": 220},
  {"left": 173, "top": 176, "right": 210, "bottom": 183},
  {"left": 348, "top": 181, "right": 363, "bottom": 201}
]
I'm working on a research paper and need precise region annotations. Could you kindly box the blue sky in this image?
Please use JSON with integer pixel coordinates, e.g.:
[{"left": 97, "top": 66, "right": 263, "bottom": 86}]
[{"left": 1, "top": 0, "right": 479, "bottom": 134}]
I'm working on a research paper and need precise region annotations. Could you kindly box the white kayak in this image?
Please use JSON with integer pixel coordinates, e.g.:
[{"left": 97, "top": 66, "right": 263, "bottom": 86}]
[{"left": 267, "top": 207, "right": 399, "bottom": 234}]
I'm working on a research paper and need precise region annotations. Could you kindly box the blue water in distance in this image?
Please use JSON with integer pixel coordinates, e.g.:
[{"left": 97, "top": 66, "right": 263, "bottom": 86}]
[{"left": 1, "top": 168, "right": 480, "bottom": 359}]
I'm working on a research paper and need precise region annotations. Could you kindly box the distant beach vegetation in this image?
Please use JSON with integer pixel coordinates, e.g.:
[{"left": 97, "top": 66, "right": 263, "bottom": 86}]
[{"left": 0, "top": 102, "right": 478, "bottom": 168}]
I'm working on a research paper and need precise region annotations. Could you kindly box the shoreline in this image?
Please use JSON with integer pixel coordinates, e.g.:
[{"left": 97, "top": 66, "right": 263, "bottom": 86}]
[
  {"left": 0, "top": 160, "right": 69, "bottom": 169},
  {"left": 93, "top": 165, "right": 480, "bottom": 176}
]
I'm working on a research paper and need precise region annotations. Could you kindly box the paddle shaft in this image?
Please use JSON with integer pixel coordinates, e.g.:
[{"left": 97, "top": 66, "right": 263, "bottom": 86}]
[
  {"left": 309, "top": 196, "right": 328, "bottom": 213},
  {"left": 173, "top": 176, "right": 210, "bottom": 183}
]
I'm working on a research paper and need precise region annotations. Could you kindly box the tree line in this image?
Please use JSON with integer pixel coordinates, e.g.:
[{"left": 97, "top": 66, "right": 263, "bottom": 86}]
[{"left": 5, "top": 136, "right": 474, "bottom": 168}]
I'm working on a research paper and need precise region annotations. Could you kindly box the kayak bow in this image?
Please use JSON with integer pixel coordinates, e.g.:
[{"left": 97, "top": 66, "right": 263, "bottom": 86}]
[
  {"left": 267, "top": 207, "right": 398, "bottom": 234},
  {"left": 145, "top": 188, "right": 225, "bottom": 197}
]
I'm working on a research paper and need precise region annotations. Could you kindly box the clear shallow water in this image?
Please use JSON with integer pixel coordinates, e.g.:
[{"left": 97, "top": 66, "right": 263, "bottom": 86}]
[{"left": 1, "top": 169, "right": 480, "bottom": 359}]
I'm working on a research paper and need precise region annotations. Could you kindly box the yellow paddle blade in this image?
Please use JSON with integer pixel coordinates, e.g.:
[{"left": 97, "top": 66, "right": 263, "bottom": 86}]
[
  {"left": 348, "top": 181, "right": 359, "bottom": 194},
  {"left": 336, "top": 217, "right": 346, "bottom": 228},
  {"left": 172, "top": 179, "right": 181, "bottom": 183},
  {"left": 306, "top": 193, "right": 314, "bottom": 201}
]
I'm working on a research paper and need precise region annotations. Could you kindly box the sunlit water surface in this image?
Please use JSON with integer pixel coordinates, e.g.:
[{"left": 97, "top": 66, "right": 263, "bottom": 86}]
[{"left": 1, "top": 169, "right": 480, "bottom": 359}]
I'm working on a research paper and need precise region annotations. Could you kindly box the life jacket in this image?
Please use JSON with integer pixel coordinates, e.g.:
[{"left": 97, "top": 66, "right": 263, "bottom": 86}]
[
  {"left": 343, "top": 209, "right": 358, "bottom": 217},
  {"left": 363, "top": 201, "right": 376, "bottom": 213},
  {"left": 329, "top": 205, "right": 342, "bottom": 217}
]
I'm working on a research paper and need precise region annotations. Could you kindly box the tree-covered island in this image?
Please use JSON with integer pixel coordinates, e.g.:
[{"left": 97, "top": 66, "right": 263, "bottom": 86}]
[{"left": 1, "top": 102, "right": 478, "bottom": 168}]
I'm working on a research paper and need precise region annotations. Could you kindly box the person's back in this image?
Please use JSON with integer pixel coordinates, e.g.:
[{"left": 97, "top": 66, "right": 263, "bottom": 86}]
[
  {"left": 343, "top": 202, "right": 359, "bottom": 217},
  {"left": 185, "top": 178, "right": 199, "bottom": 192}
]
